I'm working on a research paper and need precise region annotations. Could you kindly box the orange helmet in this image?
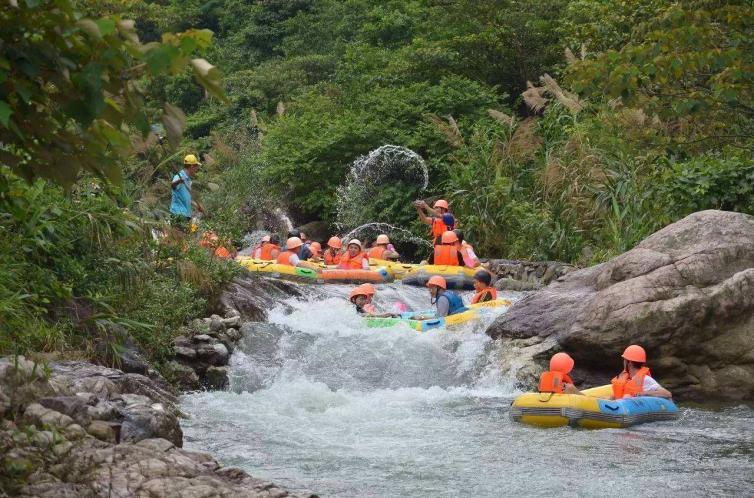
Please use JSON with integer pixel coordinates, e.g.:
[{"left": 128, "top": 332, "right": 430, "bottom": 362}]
[
  {"left": 349, "top": 284, "right": 375, "bottom": 300},
  {"left": 327, "top": 236, "right": 342, "bottom": 249},
  {"left": 375, "top": 234, "right": 390, "bottom": 245},
  {"left": 427, "top": 275, "right": 447, "bottom": 289},
  {"left": 310, "top": 241, "right": 321, "bottom": 254},
  {"left": 550, "top": 352, "right": 574, "bottom": 374},
  {"left": 622, "top": 345, "right": 646, "bottom": 363},
  {"left": 286, "top": 237, "right": 304, "bottom": 250},
  {"left": 441, "top": 230, "right": 458, "bottom": 244},
  {"left": 433, "top": 199, "right": 449, "bottom": 210}
]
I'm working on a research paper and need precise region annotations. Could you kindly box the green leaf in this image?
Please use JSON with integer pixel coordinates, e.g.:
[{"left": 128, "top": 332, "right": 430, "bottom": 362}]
[
  {"left": 143, "top": 44, "right": 181, "bottom": 75},
  {"left": 77, "top": 19, "right": 102, "bottom": 39},
  {"left": 161, "top": 103, "right": 186, "bottom": 148},
  {"left": 190, "top": 58, "right": 227, "bottom": 102},
  {"left": 0, "top": 101, "right": 12, "bottom": 127},
  {"left": 95, "top": 19, "right": 116, "bottom": 37}
]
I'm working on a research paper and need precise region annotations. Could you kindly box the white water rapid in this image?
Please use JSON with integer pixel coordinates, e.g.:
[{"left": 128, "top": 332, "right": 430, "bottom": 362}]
[{"left": 181, "top": 283, "right": 754, "bottom": 497}]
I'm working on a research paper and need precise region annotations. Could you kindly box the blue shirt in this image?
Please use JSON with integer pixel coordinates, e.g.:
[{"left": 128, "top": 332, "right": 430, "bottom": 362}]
[{"left": 170, "top": 170, "right": 192, "bottom": 218}]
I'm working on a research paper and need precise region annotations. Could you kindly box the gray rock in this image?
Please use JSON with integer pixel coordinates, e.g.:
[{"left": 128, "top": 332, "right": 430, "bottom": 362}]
[
  {"left": 209, "top": 315, "right": 225, "bottom": 333},
  {"left": 119, "top": 393, "right": 182, "bottom": 446},
  {"left": 87, "top": 420, "right": 116, "bottom": 443},
  {"left": 94, "top": 324, "right": 150, "bottom": 376},
  {"left": 39, "top": 396, "right": 92, "bottom": 427},
  {"left": 225, "top": 327, "right": 241, "bottom": 341},
  {"left": 162, "top": 361, "right": 201, "bottom": 391},
  {"left": 174, "top": 346, "right": 197, "bottom": 360},
  {"left": 194, "top": 334, "right": 212, "bottom": 342},
  {"left": 203, "top": 366, "right": 229, "bottom": 390},
  {"left": 486, "top": 210, "right": 754, "bottom": 401},
  {"left": 196, "top": 342, "right": 229, "bottom": 366},
  {"left": 218, "top": 276, "right": 301, "bottom": 321},
  {"left": 23, "top": 403, "right": 74, "bottom": 430}
]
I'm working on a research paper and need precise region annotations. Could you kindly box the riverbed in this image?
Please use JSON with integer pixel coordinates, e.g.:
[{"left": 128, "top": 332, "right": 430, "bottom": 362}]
[{"left": 181, "top": 284, "right": 754, "bottom": 497}]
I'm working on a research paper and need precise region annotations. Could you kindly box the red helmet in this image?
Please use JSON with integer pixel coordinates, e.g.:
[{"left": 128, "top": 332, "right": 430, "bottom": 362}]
[
  {"left": 427, "top": 275, "right": 447, "bottom": 289},
  {"left": 433, "top": 199, "right": 449, "bottom": 210},
  {"left": 550, "top": 352, "right": 574, "bottom": 374},
  {"left": 622, "top": 345, "right": 646, "bottom": 363}
]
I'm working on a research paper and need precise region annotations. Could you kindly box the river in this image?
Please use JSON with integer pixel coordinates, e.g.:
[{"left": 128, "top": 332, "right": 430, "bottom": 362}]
[{"left": 181, "top": 283, "right": 754, "bottom": 497}]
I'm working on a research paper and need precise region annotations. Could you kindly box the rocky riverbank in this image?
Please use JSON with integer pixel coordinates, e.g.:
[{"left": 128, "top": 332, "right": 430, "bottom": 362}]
[
  {"left": 0, "top": 275, "right": 314, "bottom": 497},
  {"left": 486, "top": 210, "right": 754, "bottom": 402}
]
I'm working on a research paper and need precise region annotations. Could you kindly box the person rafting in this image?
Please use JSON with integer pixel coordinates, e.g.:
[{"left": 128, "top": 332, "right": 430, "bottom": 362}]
[
  {"left": 277, "top": 237, "right": 322, "bottom": 271},
  {"left": 454, "top": 229, "right": 480, "bottom": 268},
  {"left": 308, "top": 241, "right": 322, "bottom": 261},
  {"left": 367, "top": 234, "right": 400, "bottom": 260},
  {"left": 610, "top": 345, "right": 672, "bottom": 399},
  {"left": 337, "top": 239, "right": 370, "bottom": 270},
  {"left": 538, "top": 352, "right": 579, "bottom": 394},
  {"left": 414, "top": 199, "right": 456, "bottom": 245},
  {"left": 429, "top": 231, "right": 464, "bottom": 266},
  {"left": 324, "top": 236, "right": 343, "bottom": 265},
  {"left": 349, "top": 284, "right": 398, "bottom": 317},
  {"left": 425, "top": 276, "right": 467, "bottom": 318},
  {"left": 470, "top": 270, "right": 497, "bottom": 304},
  {"left": 254, "top": 235, "right": 281, "bottom": 260}
]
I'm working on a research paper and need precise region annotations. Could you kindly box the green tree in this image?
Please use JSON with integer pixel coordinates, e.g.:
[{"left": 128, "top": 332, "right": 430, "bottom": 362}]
[{"left": 0, "top": 0, "right": 224, "bottom": 187}]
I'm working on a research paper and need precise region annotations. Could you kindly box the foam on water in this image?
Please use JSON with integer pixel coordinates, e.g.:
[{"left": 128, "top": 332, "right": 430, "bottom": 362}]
[{"left": 181, "top": 284, "right": 754, "bottom": 497}]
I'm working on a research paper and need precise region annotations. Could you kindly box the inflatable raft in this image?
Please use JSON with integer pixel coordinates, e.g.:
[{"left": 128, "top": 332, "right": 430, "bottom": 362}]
[
  {"left": 369, "top": 259, "right": 417, "bottom": 280},
  {"left": 365, "top": 298, "right": 512, "bottom": 332},
  {"left": 510, "top": 384, "right": 679, "bottom": 429},
  {"left": 236, "top": 258, "right": 392, "bottom": 284},
  {"left": 400, "top": 265, "right": 477, "bottom": 290}
]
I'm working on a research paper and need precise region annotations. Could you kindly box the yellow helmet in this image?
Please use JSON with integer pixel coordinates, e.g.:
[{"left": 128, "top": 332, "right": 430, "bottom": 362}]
[{"left": 183, "top": 154, "right": 201, "bottom": 166}]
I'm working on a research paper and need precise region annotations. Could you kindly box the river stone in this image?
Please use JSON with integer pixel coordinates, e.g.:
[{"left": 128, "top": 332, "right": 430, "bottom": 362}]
[
  {"left": 174, "top": 345, "right": 197, "bottom": 360},
  {"left": 203, "top": 366, "right": 229, "bottom": 391},
  {"left": 162, "top": 360, "right": 201, "bottom": 391},
  {"left": 486, "top": 210, "right": 754, "bottom": 402},
  {"left": 39, "top": 396, "right": 92, "bottom": 427},
  {"left": 87, "top": 420, "right": 116, "bottom": 443}
]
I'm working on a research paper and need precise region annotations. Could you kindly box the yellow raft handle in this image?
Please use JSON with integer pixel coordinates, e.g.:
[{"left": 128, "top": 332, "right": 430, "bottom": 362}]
[{"left": 538, "top": 392, "right": 554, "bottom": 402}]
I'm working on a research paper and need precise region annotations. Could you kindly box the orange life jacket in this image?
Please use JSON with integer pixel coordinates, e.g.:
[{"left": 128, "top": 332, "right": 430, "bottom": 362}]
[
  {"left": 368, "top": 246, "right": 386, "bottom": 259},
  {"left": 324, "top": 250, "right": 341, "bottom": 266},
  {"left": 538, "top": 371, "right": 574, "bottom": 394},
  {"left": 276, "top": 250, "right": 298, "bottom": 266},
  {"left": 431, "top": 217, "right": 449, "bottom": 242},
  {"left": 214, "top": 246, "right": 231, "bottom": 259},
  {"left": 338, "top": 251, "right": 368, "bottom": 270},
  {"left": 433, "top": 245, "right": 460, "bottom": 266},
  {"left": 611, "top": 366, "right": 651, "bottom": 399},
  {"left": 260, "top": 243, "right": 280, "bottom": 260},
  {"left": 470, "top": 287, "right": 497, "bottom": 304}
]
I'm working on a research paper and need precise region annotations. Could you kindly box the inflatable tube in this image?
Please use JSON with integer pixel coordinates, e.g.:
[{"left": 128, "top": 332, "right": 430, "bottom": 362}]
[
  {"left": 510, "top": 384, "right": 679, "bottom": 429},
  {"left": 368, "top": 259, "right": 417, "bottom": 280},
  {"left": 236, "top": 258, "right": 318, "bottom": 283},
  {"left": 400, "top": 265, "right": 478, "bottom": 290},
  {"left": 365, "top": 298, "right": 512, "bottom": 332},
  {"left": 318, "top": 268, "right": 392, "bottom": 284}
]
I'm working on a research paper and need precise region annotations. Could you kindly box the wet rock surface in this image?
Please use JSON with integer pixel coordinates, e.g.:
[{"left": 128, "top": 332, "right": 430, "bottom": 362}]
[
  {"left": 486, "top": 210, "right": 754, "bottom": 402},
  {"left": 0, "top": 356, "right": 315, "bottom": 497},
  {"left": 484, "top": 259, "right": 577, "bottom": 290}
]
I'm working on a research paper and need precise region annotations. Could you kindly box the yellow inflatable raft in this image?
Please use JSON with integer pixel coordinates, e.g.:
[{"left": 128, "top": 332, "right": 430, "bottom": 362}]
[
  {"left": 510, "top": 385, "right": 679, "bottom": 429},
  {"left": 401, "top": 264, "right": 478, "bottom": 290}
]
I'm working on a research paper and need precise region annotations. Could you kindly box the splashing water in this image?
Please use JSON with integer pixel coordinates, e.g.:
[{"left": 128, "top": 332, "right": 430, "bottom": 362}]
[
  {"left": 181, "top": 284, "right": 754, "bottom": 497},
  {"left": 275, "top": 208, "right": 295, "bottom": 231},
  {"left": 335, "top": 145, "right": 429, "bottom": 233}
]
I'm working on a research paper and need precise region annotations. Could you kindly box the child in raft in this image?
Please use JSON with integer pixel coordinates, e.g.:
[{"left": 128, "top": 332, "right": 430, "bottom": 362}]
[
  {"left": 349, "top": 284, "right": 398, "bottom": 317},
  {"left": 470, "top": 270, "right": 497, "bottom": 304},
  {"left": 538, "top": 346, "right": 673, "bottom": 399}
]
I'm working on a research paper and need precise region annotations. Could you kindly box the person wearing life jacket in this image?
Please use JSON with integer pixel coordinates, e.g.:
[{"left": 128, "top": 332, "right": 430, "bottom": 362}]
[
  {"left": 610, "top": 345, "right": 672, "bottom": 400},
  {"left": 199, "top": 230, "right": 218, "bottom": 250},
  {"left": 538, "top": 352, "right": 580, "bottom": 394},
  {"left": 252, "top": 235, "right": 269, "bottom": 259},
  {"left": 453, "top": 229, "right": 480, "bottom": 268},
  {"left": 470, "top": 270, "right": 497, "bottom": 304},
  {"left": 324, "top": 236, "right": 343, "bottom": 265},
  {"left": 429, "top": 231, "right": 464, "bottom": 266},
  {"left": 261, "top": 234, "right": 281, "bottom": 260},
  {"left": 414, "top": 199, "right": 458, "bottom": 245},
  {"left": 337, "top": 239, "right": 370, "bottom": 270},
  {"left": 367, "top": 234, "right": 400, "bottom": 260},
  {"left": 308, "top": 241, "right": 322, "bottom": 261},
  {"left": 277, "top": 237, "right": 322, "bottom": 271},
  {"left": 426, "top": 276, "right": 467, "bottom": 317},
  {"left": 288, "top": 229, "right": 313, "bottom": 261}
]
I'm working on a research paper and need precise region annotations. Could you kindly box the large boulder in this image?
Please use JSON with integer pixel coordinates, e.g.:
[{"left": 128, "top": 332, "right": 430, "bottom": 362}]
[
  {"left": 487, "top": 210, "right": 754, "bottom": 402},
  {"left": 217, "top": 275, "right": 300, "bottom": 322}
]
